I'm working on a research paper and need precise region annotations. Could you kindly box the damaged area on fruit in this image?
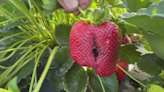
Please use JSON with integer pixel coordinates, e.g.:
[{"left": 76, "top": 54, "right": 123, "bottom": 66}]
[
  {"left": 92, "top": 35, "right": 99, "bottom": 61},
  {"left": 70, "top": 21, "right": 122, "bottom": 77},
  {"left": 93, "top": 47, "right": 99, "bottom": 59}
]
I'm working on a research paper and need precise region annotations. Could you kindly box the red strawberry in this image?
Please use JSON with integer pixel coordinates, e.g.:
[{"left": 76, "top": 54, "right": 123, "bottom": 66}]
[
  {"left": 122, "top": 35, "right": 132, "bottom": 44},
  {"left": 70, "top": 21, "right": 122, "bottom": 76},
  {"left": 115, "top": 59, "right": 127, "bottom": 81}
]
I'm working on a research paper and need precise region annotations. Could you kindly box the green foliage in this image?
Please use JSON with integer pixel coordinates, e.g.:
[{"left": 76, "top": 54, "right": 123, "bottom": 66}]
[
  {"left": 142, "top": 30, "right": 164, "bottom": 60},
  {"left": 137, "top": 54, "right": 162, "bottom": 76},
  {"left": 122, "top": 0, "right": 152, "bottom": 12},
  {"left": 144, "top": 44, "right": 153, "bottom": 51},
  {"left": 138, "top": 1, "right": 164, "bottom": 15},
  {"left": 146, "top": 84, "right": 164, "bottom": 92},
  {"left": 124, "top": 22, "right": 141, "bottom": 34},
  {"left": 63, "top": 63, "right": 88, "bottom": 92},
  {"left": 0, "top": 88, "right": 8, "bottom": 92},
  {"left": 16, "top": 60, "right": 35, "bottom": 83},
  {"left": 1, "top": 0, "right": 164, "bottom": 92},
  {"left": 119, "top": 45, "right": 141, "bottom": 64},
  {"left": 143, "top": 77, "right": 163, "bottom": 87},
  {"left": 121, "top": 2, "right": 164, "bottom": 60},
  {"left": 48, "top": 68, "right": 64, "bottom": 91},
  {"left": 8, "top": 77, "right": 20, "bottom": 92},
  {"left": 55, "top": 24, "right": 72, "bottom": 46},
  {"left": 53, "top": 47, "right": 74, "bottom": 76},
  {"left": 47, "top": 47, "right": 74, "bottom": 91},
  {"left": 87, "top": 68, "right": 118, "bottom": 92}
]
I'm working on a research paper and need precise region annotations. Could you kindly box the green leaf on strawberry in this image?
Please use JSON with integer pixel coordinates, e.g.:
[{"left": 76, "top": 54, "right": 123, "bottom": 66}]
[
  {"left": 63, "top": 63, "right": 88, "bottom": 92},
  {"left": 122, "top": 0, "right": 151, "bottom": 12},
  {"left": 142, "top": 29, "right": 164, "bottom": 60},
  {"left": 124, "top": 22, "right": 141, "bottom": 34},
  {"left": 144, "top": 44, "right": 153, "bottom": 52},
  {"left": 119, "top": 45, "right": 141, "bottom": 64},
  {"left": 16, "top": 59, "right": 35, "bottom": 83},
  {"left": 48, "top": 47, "right": 74, "bottom": 91},
  {"left": 137, "top": 54, "right": 162, "bottom": 76},
  {"left": 48, "top": 69, "right": 64, "bottom": 91},
  {"left": 55, "top": 24, "right": 72, "bottom": 46},
  {"left": 87, "top": 68, "right": 118, "bottom": 92},
  {"left": 53, "top": 47, "right": 74, "bottom": 76}
]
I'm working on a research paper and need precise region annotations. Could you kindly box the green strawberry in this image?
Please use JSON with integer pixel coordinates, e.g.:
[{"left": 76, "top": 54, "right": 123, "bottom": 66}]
[{"left": 146, "top": 84, "right": 164, "bottom": 92}]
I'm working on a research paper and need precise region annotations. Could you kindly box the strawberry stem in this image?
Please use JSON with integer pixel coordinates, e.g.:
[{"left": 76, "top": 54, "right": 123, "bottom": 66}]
[
  {"left": 116, "top": 64, "right": 146, "bottom": 88},
  {"left": 97, "top": 74, "right": 106, "bottom": 92},
  {"left": 78, "top": 7, "right": 93, "bottom": 24},
  {"left": 78, "top": 7, "right": 86, "bottom": 18}
]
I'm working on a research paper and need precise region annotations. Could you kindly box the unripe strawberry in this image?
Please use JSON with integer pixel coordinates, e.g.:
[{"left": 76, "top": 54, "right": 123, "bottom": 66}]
[
  {"left": 146, "top": 84, "right": 164, "bottom": 92},
  {"left": 70, "top": 21, "right": 122, "bottom": 76}
]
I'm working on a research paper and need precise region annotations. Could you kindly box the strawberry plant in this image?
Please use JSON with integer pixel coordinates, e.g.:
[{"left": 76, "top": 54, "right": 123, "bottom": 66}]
[{"left": 0, "top": 0, "right": 164, "bottom": 92}]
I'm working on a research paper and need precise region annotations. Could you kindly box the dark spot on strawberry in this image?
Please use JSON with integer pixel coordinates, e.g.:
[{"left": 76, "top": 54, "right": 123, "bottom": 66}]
[
  {"left": 93, "top": 47, "right": 99, "bottom": 58},
  {"left": 92, "top": 35, "right": 99, "bottom": 61}
]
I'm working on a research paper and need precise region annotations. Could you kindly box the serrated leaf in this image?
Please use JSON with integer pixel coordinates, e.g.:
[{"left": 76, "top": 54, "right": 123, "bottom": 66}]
[
  {"left": 87, "top": 69, "right": 118, "bottom": 92},
  {"left": 119, "top": 45, "right": 141, "bottom": 64},
  {"left": 0, "top": 38, "right": 13, "bottom": 46},
  {"left": 63, "top": 63, "right": 88, "bottom": 92},
  {"left": 48, "top": 69, "right": 64, "bottom": 91},
  {"left": 53, "top": 47, "right": 74, "bottom": 76},
  {"left": 55, "top": 24, "right": 72, "bottom": 46},
  {"left": 142, "top": 30, "right": 164, "bottom": 60},
  {"left": 122, "top": 0, "right": 152, "bottom": 12},
  {"left": 123, "top": 14, "right": 164, "bottom": 36},
  {"left": 137, "top": 54, "right": 162, "bottom": 76},
  {"left": 138, "top": 2, "right": 164, "bottom": 15},
  {"left": 16, "top": 60, "right": 35, "bottom": 83}
]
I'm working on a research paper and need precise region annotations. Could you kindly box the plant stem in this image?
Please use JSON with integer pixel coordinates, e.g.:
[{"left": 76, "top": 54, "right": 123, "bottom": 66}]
[
  {"left": 29, "top": 46, "right": 48, "bottom": 92},
  {"left": 97, "top": 74, "right": 105, "bottom": 92},
  {"left": 33, "top": 46, "right": 59, "bottom": 92},
  {"left": 116, "top": 64, "right": 146, "bottom": 88},
  {"left": 78, "top": 7, "right": 86, "bottom": 18}
]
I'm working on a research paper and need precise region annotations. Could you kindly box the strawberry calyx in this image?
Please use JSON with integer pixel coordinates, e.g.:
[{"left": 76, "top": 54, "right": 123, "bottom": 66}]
[{"left": 78, "top": 7, "right": 112, "bottom": 26}]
